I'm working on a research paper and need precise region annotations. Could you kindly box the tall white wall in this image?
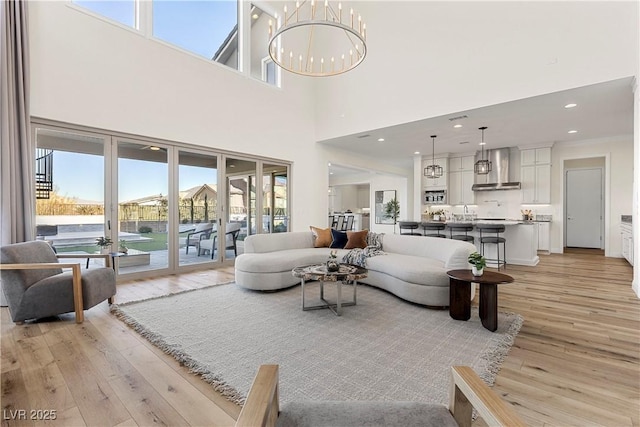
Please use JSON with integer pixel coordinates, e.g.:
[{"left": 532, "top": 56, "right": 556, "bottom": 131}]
[{"left": 315, "top": 1, "right": 638, "bottom": 141}]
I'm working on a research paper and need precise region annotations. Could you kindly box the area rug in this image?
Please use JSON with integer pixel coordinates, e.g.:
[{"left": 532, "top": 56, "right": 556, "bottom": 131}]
[{"left": 111, "top": 283, "right": 522, "bottom": 406}]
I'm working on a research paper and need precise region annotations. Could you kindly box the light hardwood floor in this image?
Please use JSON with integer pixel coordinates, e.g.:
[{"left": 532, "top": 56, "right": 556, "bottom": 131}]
[{"left": 1, "top": 253, "right": 638, "bottom": 426}]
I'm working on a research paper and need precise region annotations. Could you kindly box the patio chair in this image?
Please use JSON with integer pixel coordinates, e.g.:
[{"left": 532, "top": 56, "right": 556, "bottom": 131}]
[
  {"left": 198, "top": 222, "right": 242, "bottom": 258},
  {"left": 0, "top": 241, "right": 116, "bottom": 324},
  {"left": 236, "top": 365, "right": 525, "bottom": 427},
  {"left": 179, "top": 222, "right": 214, "bottom": 254}
]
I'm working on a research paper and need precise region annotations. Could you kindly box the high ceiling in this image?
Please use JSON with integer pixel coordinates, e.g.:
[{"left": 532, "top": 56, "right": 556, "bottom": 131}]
[{"left": 320, "top": 77, "right": 635, "bottom": 171}]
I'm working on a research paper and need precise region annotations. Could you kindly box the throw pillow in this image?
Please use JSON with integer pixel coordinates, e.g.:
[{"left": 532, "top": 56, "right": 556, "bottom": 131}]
[
  {"left": 344, "top": 229, "right": 369, "bottom": 249},
  {"left": 310, "top": 226, "right": 332, "bottom": 248},
  {"left": 329, "top": 229, "right": 349, "bottom": 249}
]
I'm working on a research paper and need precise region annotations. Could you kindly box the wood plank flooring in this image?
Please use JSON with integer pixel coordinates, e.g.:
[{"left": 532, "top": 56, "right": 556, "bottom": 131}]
[{"left": 1, "top": 253, "right": 638, "bottom": 426}]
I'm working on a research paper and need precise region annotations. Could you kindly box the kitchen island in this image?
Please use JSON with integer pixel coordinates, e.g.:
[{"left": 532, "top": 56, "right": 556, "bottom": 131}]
[{"left": 422, "top": 219, "right": 539, "bottom": 267}]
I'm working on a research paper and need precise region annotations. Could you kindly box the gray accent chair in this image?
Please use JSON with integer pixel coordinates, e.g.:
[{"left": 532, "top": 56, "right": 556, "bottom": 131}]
[
  {"left": 236, "top": 365, "right": 525, "bottom": 427},
  {"left": 0, "top": 241, "right": 116, "bottom": 324}
]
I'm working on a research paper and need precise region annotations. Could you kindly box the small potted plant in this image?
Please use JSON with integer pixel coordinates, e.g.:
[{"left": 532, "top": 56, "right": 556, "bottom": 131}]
[
  {"left": 95, "top": 236, "right": 113, "bottom": 254},
  {"left": 118, "top": 239, "right": 128, "bottom": 254},
  {"left": 468, "top": 252, "right": 486, "bottom": 276},
  {"left": 326, "top": 249, "right": 340, "bottom": 272}
]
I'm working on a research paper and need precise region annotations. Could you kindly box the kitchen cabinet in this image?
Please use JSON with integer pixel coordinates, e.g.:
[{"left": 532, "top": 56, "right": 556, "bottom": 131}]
[
  {"left": 537, "top": 221, "right": 550, "bottom": 252},
  {"left": 521, "top": 147, "right": 551, "bottom": 204},
  {"left": 448, "top": 155, "right": 475, "bottom": 205},
  {"left": 448, "top": 155, "right": 475, "bottom": 172},
  {"left": 621, "top": 223, "right": 633, "bottom": 265},
  {"left": 422, "top": 158, "right": 448, "bottom": 188},
  {"left": 521, "top": 147, "right": 551, "bottom": 166},
  {"left": 449, "top": 170, "right": 475, "bottom": 205}
]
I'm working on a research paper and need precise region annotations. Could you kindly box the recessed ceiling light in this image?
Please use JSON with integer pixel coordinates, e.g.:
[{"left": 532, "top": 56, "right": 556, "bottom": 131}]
[
  {"left": 414, "top": 151, "right": 420, "bottom": 155},
  {"left": 479, "top": 142, "right": 486, "bottom": 146},
  {"left": 564, "top": 103, "right": 577, "bottom": 109},
  {"left": 453, "top": 124, "right": 462, "bottom": 128},
  {"left": 252, "top": 13, "right": 259, "bottom": 19},
  {"left": 149, "top": 146, "right": 161, "bottom": 151},
  {"left": 329, "top": 172, "right": 334, "bottom": 175},
  {"left": 568, "top": 130, "right": 578, "bottom": 134},
  {"left": 328, "top": 162, "right": 332, "bottom": 166},
  {"left": 377, "top": 138, "right": 385, "bottom": 142}
]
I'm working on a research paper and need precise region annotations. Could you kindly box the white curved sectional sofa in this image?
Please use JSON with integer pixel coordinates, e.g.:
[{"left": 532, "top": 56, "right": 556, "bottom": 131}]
[{"left": 234, "top": 231, "right": 476, "bottom": 307}]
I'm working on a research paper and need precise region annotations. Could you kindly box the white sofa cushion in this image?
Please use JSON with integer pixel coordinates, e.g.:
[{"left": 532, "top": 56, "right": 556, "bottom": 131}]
[
  {"left": 366, "top": 254, "right": 448, "bottom": 287},
  {"left": 235, "top": 248, "right": 351, "bottom": 273}
]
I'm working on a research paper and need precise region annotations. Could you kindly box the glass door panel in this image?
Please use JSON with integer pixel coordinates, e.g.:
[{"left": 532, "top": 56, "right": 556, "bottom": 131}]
[
  {"left": 226, "top": 157, "right": 256, "bottom": 256},
  {"left": 263, "top": 163, "right": 289, "bottom": 233},
  {"left": 178, "top": 151, "right": 219, "bottom": 265},
  {"left": 117, "top": 141, "right": 169, "bottom": 273},
  {"left": 34, "top": 128, "right": 107, "bottom": 264}
]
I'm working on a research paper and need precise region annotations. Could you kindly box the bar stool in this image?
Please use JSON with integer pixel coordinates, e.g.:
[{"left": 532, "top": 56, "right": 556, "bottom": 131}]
[
  {"left": 398, "top": 221, "right": 420, "bottom": 235},
  {"left": 447, "top": 223, "right": 475, "bottom": 243},
  {"left": 421, "top": 222, "right": 446, "bottom": 238},
  {"left": 476, "top": 224, "right": 507, "bottom": 270}
]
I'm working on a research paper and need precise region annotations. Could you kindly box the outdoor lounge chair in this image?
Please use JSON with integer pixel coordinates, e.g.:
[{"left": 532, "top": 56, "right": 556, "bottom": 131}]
[
  {"left": 198, "top": 222, "right": 242, "bottom": 258},
  {"left": 0, "top": 240, "right": 116, "bottom": 324},
  {"left": 179, "top": 222, "right": 214, "bottom": 254},
  {"left": 235, "top": 365, "right": 525, "bottom": 427}
]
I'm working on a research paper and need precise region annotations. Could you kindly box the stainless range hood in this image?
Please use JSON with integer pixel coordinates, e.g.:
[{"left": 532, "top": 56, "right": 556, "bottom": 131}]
[{"left": 471, "top": 147, "right": 521, "bottom": 191}]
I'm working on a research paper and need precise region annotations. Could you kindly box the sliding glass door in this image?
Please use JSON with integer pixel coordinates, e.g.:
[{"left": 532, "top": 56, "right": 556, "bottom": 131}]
[
  {"left": 178, "top": 150, "right": 220, "bottom": 265},
  {"left": 32, "top": 122, "right": 291, "bottom": 278},
  {"left": 34, "top": 127, "right": 108, "bottom": 263},
  {"left": 115, "top": 139, "right": 169, "bottom": 273}
]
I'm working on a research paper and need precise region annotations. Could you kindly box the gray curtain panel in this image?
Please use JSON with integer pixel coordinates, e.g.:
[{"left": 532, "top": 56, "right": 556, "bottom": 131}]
[{"left": 1, "top": 0, "right": 34, "bottom": 246}]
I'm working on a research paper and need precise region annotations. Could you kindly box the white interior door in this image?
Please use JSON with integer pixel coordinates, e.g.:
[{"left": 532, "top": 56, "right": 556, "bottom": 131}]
[{"left": 565, "top": 168, "right": 603, "bottom": 248}]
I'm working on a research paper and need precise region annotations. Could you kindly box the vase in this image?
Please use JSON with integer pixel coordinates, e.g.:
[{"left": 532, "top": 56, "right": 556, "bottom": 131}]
[
  {"left": 100, "top": 247, "right": 111, "bottom": 255},
  {"left": 326, "top": 259, "right": 340, "bottom": 272},
  {"left": 472, "top": 266, "right": 484, "bottom": 276}
]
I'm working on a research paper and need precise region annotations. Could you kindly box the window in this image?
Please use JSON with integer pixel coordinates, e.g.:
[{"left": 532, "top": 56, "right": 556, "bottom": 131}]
[
  {"left": 250, "top": 4, "right": 277, "bottom": 86},
  {"left": 72, "top": 0, "right": 136, "bottom": 28},
  {"left": 153, "top": 1, "right": 238, "bottom": 69},
  {"left": 70, "top": 0, "right": 281, "bottom": 85},
  {"left": 262, "top": 57, "right": 277, "bottom": 85}
]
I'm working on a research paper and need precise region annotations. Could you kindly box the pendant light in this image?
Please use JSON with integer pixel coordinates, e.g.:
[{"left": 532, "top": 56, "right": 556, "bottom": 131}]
[
  {"left": 423, "top": 135, "right": 442, "bottom": 178},
  {"left": 474, "top": 126, "right": 492, "bottom": 175}
]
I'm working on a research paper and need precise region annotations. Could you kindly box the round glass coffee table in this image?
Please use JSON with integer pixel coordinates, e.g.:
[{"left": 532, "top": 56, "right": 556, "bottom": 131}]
[{"left": 292, "top": 263, "right": 368, "bottom": 316}]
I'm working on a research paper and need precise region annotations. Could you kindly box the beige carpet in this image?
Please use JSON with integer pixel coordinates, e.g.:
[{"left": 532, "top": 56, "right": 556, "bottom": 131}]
[{"left": 111, "top": 282, "right": 522, "bottom": 406}]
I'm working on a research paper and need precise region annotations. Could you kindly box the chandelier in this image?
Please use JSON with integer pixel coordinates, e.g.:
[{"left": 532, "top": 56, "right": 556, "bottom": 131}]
[
  {"left": 424, "top": 135, "right": 443, "bottom": 179},
  {"left": 268, "top": 0, "right": 367, "bottom": 77},
  {"left": 474, "top": 126, "right": 492, "bottom": 175}
]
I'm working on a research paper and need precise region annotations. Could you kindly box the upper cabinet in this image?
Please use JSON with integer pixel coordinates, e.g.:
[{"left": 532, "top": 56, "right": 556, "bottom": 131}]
[
  {"left": 521, "top": 147, "right": 552, "bottom": 204},
  {"left": 448, "top": 155, "right": 475, "bottom": 205},
  {"left": 422, "top": 158, "right": 448, "bottom": 188}
]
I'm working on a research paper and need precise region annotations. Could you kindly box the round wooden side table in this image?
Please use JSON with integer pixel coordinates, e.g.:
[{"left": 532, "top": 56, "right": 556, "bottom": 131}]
[{"left": 446, "top": 269, "right": 514, "bottom": 332}]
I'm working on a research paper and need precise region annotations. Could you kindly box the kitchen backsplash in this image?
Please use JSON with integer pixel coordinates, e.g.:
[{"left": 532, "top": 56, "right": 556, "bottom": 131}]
[{"left": 435, "top": 189, "right": 555, "bottom": 220}]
